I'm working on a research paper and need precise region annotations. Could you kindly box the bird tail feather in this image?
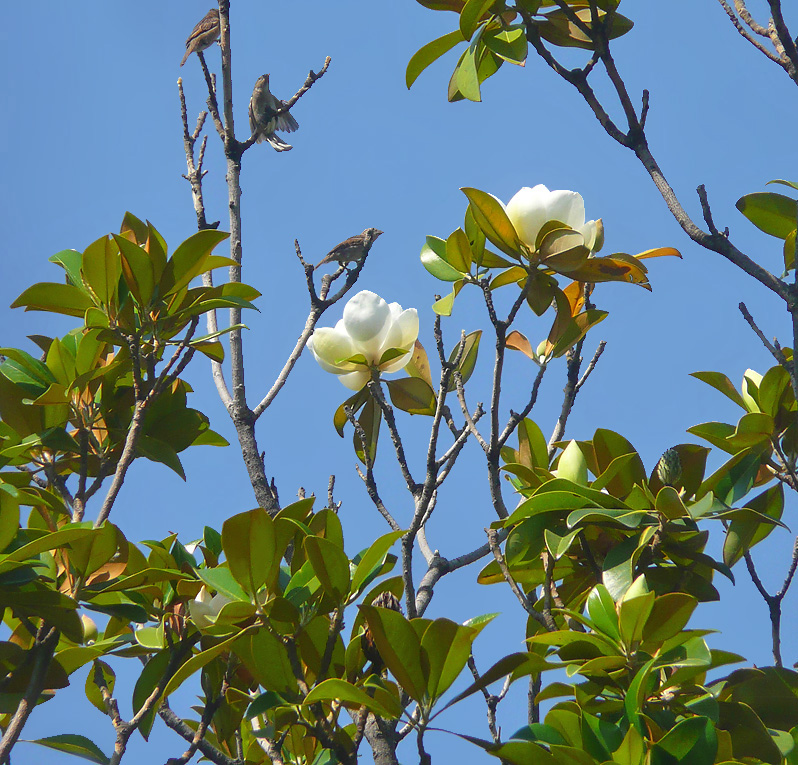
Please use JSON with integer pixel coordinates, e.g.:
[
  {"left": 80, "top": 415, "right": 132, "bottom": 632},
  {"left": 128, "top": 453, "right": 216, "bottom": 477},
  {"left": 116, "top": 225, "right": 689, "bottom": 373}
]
[{"left": 266, "top": 134, "right": 293, "bottom": 152}]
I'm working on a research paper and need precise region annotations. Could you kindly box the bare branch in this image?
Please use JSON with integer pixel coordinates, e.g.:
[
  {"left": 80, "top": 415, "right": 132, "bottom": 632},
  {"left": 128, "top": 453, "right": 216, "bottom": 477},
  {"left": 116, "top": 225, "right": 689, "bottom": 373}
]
[
  {"left": 716, "top": 0, "right": 783, "bottom": 62},
  {"left": 487, "top": 529, "right": 554, "bottom": 631},
  {"left": 548, "top": 341, "right": 606, "bottom": 455}
]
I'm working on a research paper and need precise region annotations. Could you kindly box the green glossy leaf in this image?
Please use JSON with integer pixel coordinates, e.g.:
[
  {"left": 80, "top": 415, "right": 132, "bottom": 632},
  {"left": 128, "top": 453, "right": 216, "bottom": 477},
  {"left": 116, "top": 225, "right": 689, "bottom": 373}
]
[
  {"left": 446, "top": 228, "right": 473, "bottom": 273},
  {"left": 23, "top": 735, "right": 109, "bottom": 764},
  {"left": 132, "top": 648, "right": 170, "bottom": 740},
  {"left": 68, "top": 523, "right": 120, "bottom": 578},
  {"left": 736, "top": 192, "right": 798, "bottom": 239},
  {"left": 441, "top": 652, "right": 540, "bottom": 711},
  {"left": 351, "top": 529, "right": 405, "bottom": 596},
  {"left": 642, "top": 593, "right": 698, "bottom": 644},
  {"left": 483, "top": 25, "right": 528, "bottom": 64},
  {"left": 406, "top": 29, "right": 465, "bottom": 88},
  {"left": 0, "top": 492, "right": 20, "bottom": 552},
  {"left": 221, "top": 508, "right": 276, "bottom": 595},
  {"left": 85, "top": 660, "right": 115, "bottom": 714},
  {"left": 303, "top": 535, "right": 351, "bottom": 602},
  {"left": 421, "top": 618, "right": 476, "bottom": 702},
  {"left": 461, "top": 187, "right": 522, "bottom": 258},
  {"left": 246, "top": 628, "right": 299, "bottom": 698},
  {"left": 114, "top": 234, "right": 156, "bottom": 306},
  {"left": 163, "top": 628, "right": 251, "bottom": 698},
  {"left": 586, "top": 584, "right": 619, "bottom": 640},
  {"left": 432, "top": 280, "right": 465, "bottom": 316},
  {"left": 536, "top": 7, "right": 634, "bottom": 50},
  {"left": 652, "top": 716, "right": 717, "bottom": 763},
  {"left": 448, "top": 329, "right": 482, "bottom": 390},
  {"left": 386, "top": 377, "right": 437, "bottom": 415},
  {"left": 691, "top": 371, "right": 748, "bottom": 410},
  {"left": 81, "top": 236, "right": 122, "bottom": 307},
  {"left": 359, "top": 605, "right": 425, "bottom": 702},
  {"left": 421, "top": 236, "right": 465, "bottom": 281},
  {"left": 333, "top": 388, "right": 369, "bottom": 438},
  {"left": 717, "top": 700, "right": 782, "bottom": 763},
  {"left": 10, "top": 283, "right": 95, "bottom": 317},
  {"left": 618, "top": 592, "right": 654, "bottom": 646},
  {"left": 304, "top": 678, "right": 400, "bottom": 718},
  {"left": 354, "top": 394, "right": 381, "bottom": 463},
  {"left": 725, "top": 411, "right": 774, "bottom": 448},
  {"left": 454, "top": 34, "right": 483, "bottom": 102},
  {"left": 723, "top": 484, "right": 784, "bottom": 568},
  {"left": 460, "top": 0, "right": 495, "bottom": 39},
  {"left": 49, "top": 249, "right": 84, "bottom": 287},
  {"left": 160, "top": 230, "right": 230, "bottom": 297},
  {"left": 550, "top": 310, "right": 608, "bottom": 358}
]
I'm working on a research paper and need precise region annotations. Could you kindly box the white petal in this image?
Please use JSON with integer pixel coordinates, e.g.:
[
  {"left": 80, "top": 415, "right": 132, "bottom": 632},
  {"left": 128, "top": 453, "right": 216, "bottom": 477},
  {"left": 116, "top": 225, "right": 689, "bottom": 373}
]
[
  {"left": 210, "top": 593, "right": 233, "bottom": 612},
  {"left": 310, "top": 327, "right": 356, "bottom": 373},
  {"left": 377, "top": 308, "right": 419, "bottom": 371},
  {"left": 546, "top": 190, "right": 586, "bottom": 229},
  {"left": 343, "top": 291, "right": 390, "bottom": 344},
  {"left": 579, "top": 220, "right": 598, "bottom": 251},
  {"left": 506, "top": 185, "right": 551, "bottom": 247},
  {"left": 393, "top": 308, "right": 419, "bottom": 348},
  {"left": 338, "top": 370, "right": 370, "bottom": 390}
]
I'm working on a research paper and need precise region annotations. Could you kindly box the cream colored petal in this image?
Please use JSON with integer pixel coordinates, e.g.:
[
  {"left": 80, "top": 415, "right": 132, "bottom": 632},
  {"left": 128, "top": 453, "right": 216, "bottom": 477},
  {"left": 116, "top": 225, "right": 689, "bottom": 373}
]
[
  {"left": 210, "top": 593, "right": 233, "bottom": 612},
  {"left": 579, "top": 220, "right": 598, "bottom": 251},
  {"left": 338, "top": 370, "right": 370, "bottom": 390},
  {"left": 392, "top": 307, "right": 419, "bottom": 348},
  {"left": 546, "top": 190, "right": 586, "bottom": 229},
  {"left": 309, "top": 327, "right": 356, "bottom": 373},
  {"left": 377, "top": 307, "right": 418, "bottom": 371},
  {"left": 342, "top": 290, "right": 390, "bottom": 344},
  {"left": 506, "top": 185, "right": 551, "bottom": 247}
]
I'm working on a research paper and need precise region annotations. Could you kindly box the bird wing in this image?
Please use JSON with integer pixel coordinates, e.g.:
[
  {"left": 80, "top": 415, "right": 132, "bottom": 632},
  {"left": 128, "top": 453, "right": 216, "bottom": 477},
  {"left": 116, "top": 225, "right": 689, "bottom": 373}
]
[
  {"left": 248, "top": 96, "right": 258, "bottom": 136},
  {"left": 186, "top": 11, "right": 218, "bottom": 47},
  {"left": 274, "top": 104, "right": 299, "bottom": 134}
]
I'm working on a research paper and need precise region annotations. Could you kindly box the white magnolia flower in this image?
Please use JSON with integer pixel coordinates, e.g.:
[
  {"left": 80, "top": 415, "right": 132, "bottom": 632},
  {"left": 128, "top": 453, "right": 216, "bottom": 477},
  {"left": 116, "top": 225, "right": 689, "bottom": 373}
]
[
  {"left": 308, "top": 290, "right": 419, "bottom": 391},
  {"left": 189, "top": 586, "right": 233, "bottom": 629},
  {"left": 505, "top": 184, "right": 599, "bottom": 252}
]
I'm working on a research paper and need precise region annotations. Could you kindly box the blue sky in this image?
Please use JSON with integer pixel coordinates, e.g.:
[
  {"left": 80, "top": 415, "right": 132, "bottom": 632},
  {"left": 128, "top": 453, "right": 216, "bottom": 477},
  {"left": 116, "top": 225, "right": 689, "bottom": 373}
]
[{"left": 2, "top": 2, "right": 797, "bottom": 763}]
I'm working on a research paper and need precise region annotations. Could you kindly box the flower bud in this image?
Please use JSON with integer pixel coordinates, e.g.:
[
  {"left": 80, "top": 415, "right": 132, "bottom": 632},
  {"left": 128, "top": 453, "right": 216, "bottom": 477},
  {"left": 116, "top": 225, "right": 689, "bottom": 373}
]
[{"left": 656, "top": 448, "right": 682, "bottom": 487}]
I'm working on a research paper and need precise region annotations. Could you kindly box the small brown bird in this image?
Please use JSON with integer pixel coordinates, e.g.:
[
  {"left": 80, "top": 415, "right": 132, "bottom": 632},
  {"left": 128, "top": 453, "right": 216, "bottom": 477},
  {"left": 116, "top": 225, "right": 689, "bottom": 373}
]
[
  {"left": 316, "top": 228, "right": 384, "bottom": 269},
  {"left": 180, "top": 9, "right": 221, "bottom": 67},
  {"left": 249, "top": 74, "right": 299, "bottom": 152}
]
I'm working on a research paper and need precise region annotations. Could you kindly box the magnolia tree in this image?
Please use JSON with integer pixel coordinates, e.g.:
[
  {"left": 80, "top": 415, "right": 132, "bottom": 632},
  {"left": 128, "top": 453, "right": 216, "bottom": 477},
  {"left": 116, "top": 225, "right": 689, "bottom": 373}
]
[{"left": 1, "top": 2, "right": 798, "bottom": 765}]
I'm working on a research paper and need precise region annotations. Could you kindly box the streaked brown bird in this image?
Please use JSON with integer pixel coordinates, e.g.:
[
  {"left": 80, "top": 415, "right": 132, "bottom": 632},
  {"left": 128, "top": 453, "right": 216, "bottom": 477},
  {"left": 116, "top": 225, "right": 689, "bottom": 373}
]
[
  {"left": 248, "top": 74, "right": 299, "bottom": 152},
  {"left": 180, "top": 9, "right": 221, "bottom": 67},
  {"left": 316, "top": 228, "right": 384, "bottom": 269}
]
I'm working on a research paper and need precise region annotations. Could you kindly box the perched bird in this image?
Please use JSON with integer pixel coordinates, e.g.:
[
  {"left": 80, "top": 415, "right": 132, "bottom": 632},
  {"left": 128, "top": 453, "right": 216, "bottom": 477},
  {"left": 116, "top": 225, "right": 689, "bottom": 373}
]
[
  {"left": 316, "top": 228, "right": 384, "bottom": 269},
  {"left": 248, "top": 74, "right": 299, "bottom": 152},
  {"left": 180, "top": 9, "right": 221, "bottom": 67}
]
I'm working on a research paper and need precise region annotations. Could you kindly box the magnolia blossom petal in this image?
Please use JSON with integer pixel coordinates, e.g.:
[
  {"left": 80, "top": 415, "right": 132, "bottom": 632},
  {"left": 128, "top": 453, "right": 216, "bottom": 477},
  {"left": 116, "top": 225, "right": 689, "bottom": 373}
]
[
  {"left": 309, "top": 327, "right": 356, "bottom": 374},
  {"left": 546, "top": 190, "right": 585, "bottom": 230},
  {"left": 392, "top": 307, "right": 419, "bottom": 349},
  {"left": 506, "top": 185, "right": 551, "bottom": 247},
  {"left": 338, "top": 370, "right": 370, "bottom": 390},
  {"left": 579, "top": 220, "right": 598, "bottom": 251},
  {"left": 343, "top": 291, "right": 390, "bottom": 345},
  {"left": 190, "top": 586, "right": 232, "bottom": 629}
]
